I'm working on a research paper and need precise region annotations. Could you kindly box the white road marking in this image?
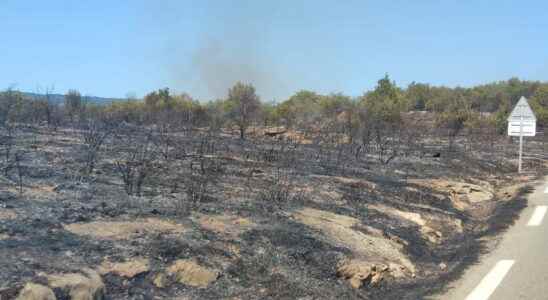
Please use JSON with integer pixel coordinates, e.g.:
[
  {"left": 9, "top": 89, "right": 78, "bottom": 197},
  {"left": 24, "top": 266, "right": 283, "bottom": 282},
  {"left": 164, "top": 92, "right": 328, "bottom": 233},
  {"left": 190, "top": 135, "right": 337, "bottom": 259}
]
[
  {"left": 544, "top": 186, "right": 548, "bottom": 194},
  {"left": 465, "top": 260, "right": 515, "bottom": 300},
  {"left": 527, "top": 206, "right": 548, "bottom": 227}
]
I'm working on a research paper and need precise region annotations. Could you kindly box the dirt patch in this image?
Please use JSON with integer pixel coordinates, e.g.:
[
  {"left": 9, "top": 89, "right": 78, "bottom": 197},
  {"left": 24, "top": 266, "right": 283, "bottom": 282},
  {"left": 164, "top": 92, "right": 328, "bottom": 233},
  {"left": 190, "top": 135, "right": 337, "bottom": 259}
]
[
  {"left": 0, "top": 209, "right": 17, "bottom": 220},
  {"left": 98, "top": 257, "right": 150, "bottom": 278},
  {"left": 295, "top": 175, "right": 385, "bottom": 206},
  {"left": 6, "top": 184, "right": 57, "bottom": 202},
  {"left": 292, "top": 207, "right": 415, "bottom": 273},
  {"left": 31, "top": 184, "right": 57, "bottom": 194},
  {"left": 163, "top": 259, "right": 219, "bottom": 288},
  {"left": 196, "top": 214, "right": 254, "bottom": 238},
  {"left": 294, "top": 184, "right": 345, "bottom": 205},
  {"left": 64, "top": 218, "right": 186, "bottom": 240},
  {"left": 316, "top": 175, "right": 378, "bottom": 191}
]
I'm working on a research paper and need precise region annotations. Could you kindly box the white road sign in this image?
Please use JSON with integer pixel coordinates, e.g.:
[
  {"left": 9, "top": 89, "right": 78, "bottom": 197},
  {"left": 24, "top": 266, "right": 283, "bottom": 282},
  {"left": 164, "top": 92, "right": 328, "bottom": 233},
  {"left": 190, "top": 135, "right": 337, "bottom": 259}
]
[
  {"left": 508, "top": 120, "right": 536, "bottom": 136},
  {"left": 507, "top": 96, "right": 537, "bottom": 137},
  {"left": 507, "top": 96, "right": 537, "bottom": 173}
]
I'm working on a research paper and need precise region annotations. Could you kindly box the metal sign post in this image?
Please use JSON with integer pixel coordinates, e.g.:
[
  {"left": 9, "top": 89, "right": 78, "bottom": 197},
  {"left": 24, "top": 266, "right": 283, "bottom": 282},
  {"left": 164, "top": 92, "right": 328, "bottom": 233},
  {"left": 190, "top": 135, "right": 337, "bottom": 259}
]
[
  {"left": 519, "top": 115, "right": 523, "bottom": 173},
  {"left": 507, "top": 96, "right": 536, "bottom": 173}
]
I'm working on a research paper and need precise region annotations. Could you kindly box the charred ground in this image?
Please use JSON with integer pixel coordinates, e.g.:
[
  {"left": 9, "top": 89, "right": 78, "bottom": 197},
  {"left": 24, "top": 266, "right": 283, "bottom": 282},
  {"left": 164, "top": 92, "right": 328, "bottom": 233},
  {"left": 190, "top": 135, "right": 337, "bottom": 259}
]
[{"left": 0, "top": 119, "right": 546, "bottom": 299}]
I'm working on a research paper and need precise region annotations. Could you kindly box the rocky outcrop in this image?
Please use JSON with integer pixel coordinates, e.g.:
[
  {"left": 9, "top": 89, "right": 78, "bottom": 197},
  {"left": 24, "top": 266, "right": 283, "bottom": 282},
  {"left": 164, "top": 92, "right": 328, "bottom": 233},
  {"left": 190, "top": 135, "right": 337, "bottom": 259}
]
[
  {"left": 337, "top": 260, "right": 388, "bottom": 289},
  {"left": 47, "top": 268, "right": 105, "bottom": 300},
  {"left": 368, "top": 203, "right": 447, "bottom": 244},
  {"left": 388, "top": 263, "right": 408, "bottom": 279},
  {"left": 15, "top": 269, "right": 104, "bottom": 300},
  {"left": 408, "top": 179, "right": 494, "bottom": 211},
  {"left": 292, "top": 207, "right": 415, "bottom": 273},
  {"left": 15, "top": 283, "right": 56, "bottom": 300}
]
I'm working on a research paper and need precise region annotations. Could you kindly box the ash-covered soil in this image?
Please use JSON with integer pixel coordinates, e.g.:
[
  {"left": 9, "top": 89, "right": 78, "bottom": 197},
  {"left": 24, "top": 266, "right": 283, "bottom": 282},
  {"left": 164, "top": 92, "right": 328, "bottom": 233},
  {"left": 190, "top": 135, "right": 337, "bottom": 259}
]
[{"left": 0, "top": 126, "right": 546, "bottom": 300}]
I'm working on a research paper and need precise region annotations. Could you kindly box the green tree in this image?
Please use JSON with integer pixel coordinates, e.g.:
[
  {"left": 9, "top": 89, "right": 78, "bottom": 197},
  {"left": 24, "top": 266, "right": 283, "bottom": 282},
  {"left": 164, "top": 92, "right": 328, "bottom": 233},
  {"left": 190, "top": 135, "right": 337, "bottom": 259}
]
[
  {"left": 261, "top": 101, "right": 279, "bottom": 126},
  {"left": 492, "top": 99, "right": 512, "bottom": 134},
  {"left": 144, "top": 88, "right": 173, "bottom": 110},
  {"left": 226, "top": 82, "right": 261, "bottom": 139},
  {"left": 436, "top": 94, "right": 473, "bottom": 150},
  {"left": 104, "top": 97, "right": 145, "bottom": 124},
  {"left": 320, "top": 93, "right": 352, "bottom": 118},
  {"left": 0, "top": 89, "right": 26, "bottom": 125},
  {"left": 143, "top": 88, "right": 175, "bottom": 123},
  {"left": 357, "top": 75, "right": 407, "bottom": 164},
  {"left": 277, "top": 90, "right": 322, "bottom": 128},
  {"left": 362, "top": 74, "right": 406, "bottom": 123},
  {"left": 425, "top": 86, "right": 456, "bottom": 113},
  {"left": 204, "top": 99, "right": 227, "bottom": 131},
  {"left": 406, "top": 82, "right": 431, "bottom": 110},
  {"left": 530, "top": 84, "right": 548, "bottom": 128}
]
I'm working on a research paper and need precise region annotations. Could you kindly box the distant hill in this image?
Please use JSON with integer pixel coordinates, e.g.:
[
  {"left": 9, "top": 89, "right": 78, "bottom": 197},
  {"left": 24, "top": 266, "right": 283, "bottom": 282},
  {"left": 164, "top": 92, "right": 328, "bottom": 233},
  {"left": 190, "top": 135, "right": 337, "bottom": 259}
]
[{"left": 23, "top": 92, "right": 121, "bottom": 105}]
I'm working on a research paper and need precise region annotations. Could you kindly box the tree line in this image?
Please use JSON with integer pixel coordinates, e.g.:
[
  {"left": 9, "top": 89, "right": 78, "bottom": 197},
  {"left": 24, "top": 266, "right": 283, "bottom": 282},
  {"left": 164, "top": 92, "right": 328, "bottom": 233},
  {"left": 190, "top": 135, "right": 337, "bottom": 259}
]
[{"left": 1, "top": 76, "right": 547, "bottom": 140}]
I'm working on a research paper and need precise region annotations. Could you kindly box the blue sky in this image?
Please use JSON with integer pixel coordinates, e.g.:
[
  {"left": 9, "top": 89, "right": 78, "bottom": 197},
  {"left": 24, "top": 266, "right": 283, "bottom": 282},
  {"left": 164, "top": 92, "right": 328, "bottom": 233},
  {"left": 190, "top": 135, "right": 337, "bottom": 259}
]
[{"left": 1, "top": 1, "right": 547, "bottom": 101}]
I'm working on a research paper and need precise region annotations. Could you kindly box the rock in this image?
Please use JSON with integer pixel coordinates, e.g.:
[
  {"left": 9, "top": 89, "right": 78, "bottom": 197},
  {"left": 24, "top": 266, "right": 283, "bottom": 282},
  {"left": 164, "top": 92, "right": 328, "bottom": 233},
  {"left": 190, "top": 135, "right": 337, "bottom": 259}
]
[
  {"left": 153, "top": 273, "right": 168, "bottom": 288},
  {"left": 98, "top": 258, "right": 150, "bottom": 278},
  {"left": 166, "top": 259, "right": 219, "bottom": 288},
  {"left": 264, "top": 127, "right": 287, "bottom": 137},
  {"left": 337, "top": 260, "right": 387, "bottom": 289},
  {"left": 439, "top": 262, "right": 447, "bottom": 271},
  {"left": 423, "top": 229, "right": 443, "bottom": 244},
  {"left": 15, "top": 283, "right": 56, "bottom": 300},
  {"left": 388, "top": 263, "right": 407, "bottom": 279},
  {"left": 370, "top": 272, "right": 383, "bottom": 286},
  {"left": 349, "top": 275, "right": 368, "bottom": 289},
  {"left": 47, "top": 268, "right": 105, "bottom": 300}
]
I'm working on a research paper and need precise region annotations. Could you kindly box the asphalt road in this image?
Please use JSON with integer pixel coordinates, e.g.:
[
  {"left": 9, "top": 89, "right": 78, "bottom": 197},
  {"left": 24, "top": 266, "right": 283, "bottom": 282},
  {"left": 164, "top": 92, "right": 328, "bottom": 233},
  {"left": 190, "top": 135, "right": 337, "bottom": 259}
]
[{"left": 435, "top": 176, "right": 548, "bottom": 300}]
